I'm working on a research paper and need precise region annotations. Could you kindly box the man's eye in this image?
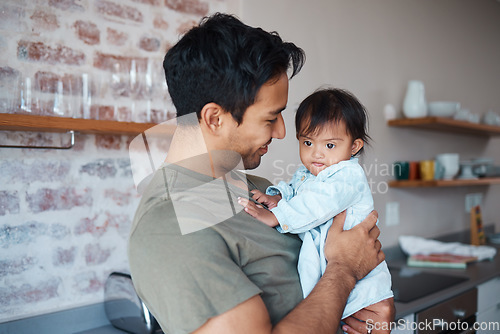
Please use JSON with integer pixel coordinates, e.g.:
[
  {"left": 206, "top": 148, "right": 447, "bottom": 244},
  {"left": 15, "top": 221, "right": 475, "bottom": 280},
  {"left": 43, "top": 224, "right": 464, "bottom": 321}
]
[
  {"left": 326, "top": 143, "right": 335, "bottom": 149},
  {"left": 304, "top": 141, "right": 312, "bottom": 146},
  {"left": 268, "top": 118, "right": 277, "bottom": 123}
]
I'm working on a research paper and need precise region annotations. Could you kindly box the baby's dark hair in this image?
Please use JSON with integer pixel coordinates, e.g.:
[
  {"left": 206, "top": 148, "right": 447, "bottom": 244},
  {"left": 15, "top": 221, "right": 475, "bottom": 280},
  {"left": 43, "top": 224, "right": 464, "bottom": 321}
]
[{"left": 295, "top": 88, "right": 371, "bottom": 156}]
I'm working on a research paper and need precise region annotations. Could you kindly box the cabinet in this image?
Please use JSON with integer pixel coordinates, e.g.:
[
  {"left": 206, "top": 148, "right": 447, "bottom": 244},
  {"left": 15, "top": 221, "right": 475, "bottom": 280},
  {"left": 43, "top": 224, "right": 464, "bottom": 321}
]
[
  {"left": 477, "top": 277, "right": 500, "bottom": 333},
  {"left": 387, "top": 117, "right": 500, "bottom": 188}
]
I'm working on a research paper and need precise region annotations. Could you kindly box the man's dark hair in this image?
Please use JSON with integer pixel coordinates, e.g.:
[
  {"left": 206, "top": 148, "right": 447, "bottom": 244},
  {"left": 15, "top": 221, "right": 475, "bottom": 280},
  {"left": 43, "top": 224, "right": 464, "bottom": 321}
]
[
  {"left": 163, "top": 13, "right": 305, "bottom": 125},
  {"left": 295, "top": 88, "right": 371, "bottom": 156}
]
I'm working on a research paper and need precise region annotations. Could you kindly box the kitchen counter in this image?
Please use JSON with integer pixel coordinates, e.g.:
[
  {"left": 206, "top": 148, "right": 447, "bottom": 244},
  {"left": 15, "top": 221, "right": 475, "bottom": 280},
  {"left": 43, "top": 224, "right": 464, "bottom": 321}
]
[
  {"left": 75, "top": 326, "right": 128, "bottom": 334},
  {"left": 0, "top": 302, "right": 129, "bottom": 334},
  {"left": 386, "top": 226, "right": 500, "bottom": 319}
]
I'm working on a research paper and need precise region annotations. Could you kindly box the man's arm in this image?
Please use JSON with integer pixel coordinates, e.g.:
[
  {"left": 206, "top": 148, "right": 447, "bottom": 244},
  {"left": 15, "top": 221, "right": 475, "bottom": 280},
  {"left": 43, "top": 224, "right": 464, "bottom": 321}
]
[{"left": 194, "top": 211, "right": 386, "bottom": 334}]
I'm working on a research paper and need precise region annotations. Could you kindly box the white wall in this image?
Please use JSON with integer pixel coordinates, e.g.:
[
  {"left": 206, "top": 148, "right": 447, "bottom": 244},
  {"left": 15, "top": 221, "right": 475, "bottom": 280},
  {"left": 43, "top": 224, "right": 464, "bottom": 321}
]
[{"left": 240, "top": 0, "right": 500, "bottom": 247}]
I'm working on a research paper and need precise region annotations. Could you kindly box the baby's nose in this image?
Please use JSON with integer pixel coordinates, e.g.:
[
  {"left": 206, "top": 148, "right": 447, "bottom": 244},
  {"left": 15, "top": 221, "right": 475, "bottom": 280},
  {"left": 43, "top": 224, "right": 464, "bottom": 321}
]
[{"left": 312, "top": 148, "right": 324, "bottom": 158}]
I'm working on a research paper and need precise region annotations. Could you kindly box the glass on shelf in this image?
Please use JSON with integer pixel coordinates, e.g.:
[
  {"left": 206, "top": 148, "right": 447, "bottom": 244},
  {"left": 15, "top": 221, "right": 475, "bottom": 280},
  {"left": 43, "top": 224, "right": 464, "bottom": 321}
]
[
  {"left": 1, "top": 60, "right": 176, "bottom": 124},
  {"left": 19, "top": 76, "right": 33, "bottom": 114},
  {"left": 0, "top": 66, "right": 20, "bottom": 114},
  {"left": 110, "top": 62, "right": 129, "bottom": 98},
  {"left": 82, "top": 73, "right": 91, "bottom": 119},
  {"left": 129, "top": 59, "right": 139, "bottom": 98},
  {"left": 68, "top": 76, "right": 82, "bottom": 119},
  {"left": 52, "top": 80, "right": 63, "bottom": 117},
  {"left": 31, "top": 75, "right": 44, "bottom": 115},
  {"left": 144, "top": 59, "right": 154, "bottom": 99}
]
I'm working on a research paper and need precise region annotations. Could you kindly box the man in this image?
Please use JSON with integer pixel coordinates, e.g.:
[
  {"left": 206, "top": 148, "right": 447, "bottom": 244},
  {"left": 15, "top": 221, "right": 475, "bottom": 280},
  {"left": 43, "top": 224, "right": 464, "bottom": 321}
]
[{"left": 128, "top": 13, "right": 394, "bottom": 334}]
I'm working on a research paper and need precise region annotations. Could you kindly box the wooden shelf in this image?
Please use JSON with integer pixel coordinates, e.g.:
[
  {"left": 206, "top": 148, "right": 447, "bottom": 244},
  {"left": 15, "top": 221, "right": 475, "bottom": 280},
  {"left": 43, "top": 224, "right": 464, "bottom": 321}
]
[
  {"left": 0, "top": 113, "right": 164, "bottom": 136},
  {"left": 387, "top": 117, "right": 500, "bottom": 137},
  {"left": 389, "top": 177, "right": 500, "bottom": 188}
]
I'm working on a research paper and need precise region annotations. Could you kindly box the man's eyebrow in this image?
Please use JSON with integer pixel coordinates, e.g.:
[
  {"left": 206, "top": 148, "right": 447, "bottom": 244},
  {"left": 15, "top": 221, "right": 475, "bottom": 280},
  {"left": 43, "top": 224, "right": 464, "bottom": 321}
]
[{"left": 270, "top": 106, "right": 287, "bottom": 115}]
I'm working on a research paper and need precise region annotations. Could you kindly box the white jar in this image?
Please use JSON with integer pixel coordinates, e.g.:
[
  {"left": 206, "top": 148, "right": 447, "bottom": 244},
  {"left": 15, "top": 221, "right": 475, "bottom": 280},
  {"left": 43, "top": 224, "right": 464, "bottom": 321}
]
[{"left": 403, "top": 80, "right": 428, "bottom": 118}]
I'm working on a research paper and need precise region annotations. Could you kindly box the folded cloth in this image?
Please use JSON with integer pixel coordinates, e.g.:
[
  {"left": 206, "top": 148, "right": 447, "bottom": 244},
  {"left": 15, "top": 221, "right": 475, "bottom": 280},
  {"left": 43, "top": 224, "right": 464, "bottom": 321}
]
[{"left": 399, "top": 235, "right": 497, "bottom": 261}]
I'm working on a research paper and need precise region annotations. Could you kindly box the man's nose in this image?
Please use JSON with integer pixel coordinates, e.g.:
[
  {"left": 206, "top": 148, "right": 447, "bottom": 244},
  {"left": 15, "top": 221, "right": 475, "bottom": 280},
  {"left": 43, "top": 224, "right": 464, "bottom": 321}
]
[{"left": 272, "top": 114, "right": 286, "bottom": 139}]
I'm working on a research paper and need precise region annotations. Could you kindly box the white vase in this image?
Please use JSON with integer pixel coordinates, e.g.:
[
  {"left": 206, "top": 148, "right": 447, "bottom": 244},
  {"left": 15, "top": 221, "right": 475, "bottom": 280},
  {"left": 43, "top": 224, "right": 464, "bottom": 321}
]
[{"left": 403, "top": 80, "right": 428, "bottom": 118}]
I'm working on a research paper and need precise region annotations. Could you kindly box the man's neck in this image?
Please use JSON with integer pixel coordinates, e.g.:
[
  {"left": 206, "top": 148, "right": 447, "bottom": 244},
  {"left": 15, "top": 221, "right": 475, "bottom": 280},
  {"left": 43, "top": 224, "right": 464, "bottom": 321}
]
[{"left": 165, "top": 124, "right": 243, "bottom": 179}]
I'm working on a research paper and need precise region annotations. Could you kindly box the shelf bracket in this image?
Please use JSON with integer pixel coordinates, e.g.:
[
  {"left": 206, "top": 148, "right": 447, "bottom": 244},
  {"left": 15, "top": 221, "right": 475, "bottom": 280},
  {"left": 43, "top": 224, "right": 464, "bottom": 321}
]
[{"left": 0, "top": 130, "right": 75, "bottom": 149}]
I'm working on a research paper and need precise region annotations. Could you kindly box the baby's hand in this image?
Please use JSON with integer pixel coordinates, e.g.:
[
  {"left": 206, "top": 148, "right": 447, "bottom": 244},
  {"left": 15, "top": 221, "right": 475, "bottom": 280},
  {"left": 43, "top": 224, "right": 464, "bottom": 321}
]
[
  {"left": 251, "top": 190, "right": 281, "bottom": 209},
  {"left": 238, "top": 197, "right": 279, "bottom": 228}
]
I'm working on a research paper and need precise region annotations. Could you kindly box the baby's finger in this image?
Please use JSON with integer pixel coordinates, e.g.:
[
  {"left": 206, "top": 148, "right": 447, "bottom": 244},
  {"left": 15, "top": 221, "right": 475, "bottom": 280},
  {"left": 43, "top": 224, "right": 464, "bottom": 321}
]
[
  {"left": 251, "top": 190, "right": 263, "bottom": 199},
  {"left": 238, "top": 199, "right": 260, "bottom": 218},
  {"left": 237, "top": 197, "right": 250, "bottom": 207},
  {"left": 244, "top": 206, "right": 258, "bottom": 217}
]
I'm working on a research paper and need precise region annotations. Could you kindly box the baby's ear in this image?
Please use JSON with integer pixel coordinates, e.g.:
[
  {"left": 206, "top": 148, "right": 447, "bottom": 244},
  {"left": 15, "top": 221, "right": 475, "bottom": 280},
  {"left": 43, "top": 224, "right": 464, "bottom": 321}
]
[{"left": 351, "top": 139, "right": 364, "bottom": 156}]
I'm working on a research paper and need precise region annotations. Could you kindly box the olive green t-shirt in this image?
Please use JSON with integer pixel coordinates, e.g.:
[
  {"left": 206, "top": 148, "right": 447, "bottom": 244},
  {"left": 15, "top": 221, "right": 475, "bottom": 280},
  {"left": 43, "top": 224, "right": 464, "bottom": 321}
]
[{"left": 128, "top": 163, "right": 303, "bottom": 334}]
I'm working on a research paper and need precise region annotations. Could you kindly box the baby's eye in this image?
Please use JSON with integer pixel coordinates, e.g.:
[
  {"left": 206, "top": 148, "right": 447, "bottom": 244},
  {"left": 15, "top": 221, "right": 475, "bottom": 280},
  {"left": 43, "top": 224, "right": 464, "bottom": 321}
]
[
  {"left": 304, "top": 140, "right": 312, "bottom": 147},
  {"left": 326, "top": 143, "right": 335, "bottom": 149}
]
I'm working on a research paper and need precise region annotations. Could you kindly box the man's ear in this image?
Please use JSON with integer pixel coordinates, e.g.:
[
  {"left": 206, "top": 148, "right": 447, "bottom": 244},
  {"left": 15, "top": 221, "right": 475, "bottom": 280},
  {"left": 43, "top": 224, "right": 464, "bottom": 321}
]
[
  {"left": 351, "top": 138, "right": 364, "bottom": 156},
  {"left": 199, "top": 103, "right": 225, "bottom": 134}
]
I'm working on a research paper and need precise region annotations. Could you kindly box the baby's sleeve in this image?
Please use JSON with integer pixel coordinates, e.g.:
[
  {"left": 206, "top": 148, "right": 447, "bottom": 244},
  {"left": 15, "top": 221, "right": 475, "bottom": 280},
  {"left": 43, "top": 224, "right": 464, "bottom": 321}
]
[
  {"left": 272, "top": 165, "right": 366, "bottom": 234},
  {"left": 266, "top": 167, "right": 307, "bottom": 200},
  {"left": 266, "top": 180, "right": 294, "bottom": 200}
]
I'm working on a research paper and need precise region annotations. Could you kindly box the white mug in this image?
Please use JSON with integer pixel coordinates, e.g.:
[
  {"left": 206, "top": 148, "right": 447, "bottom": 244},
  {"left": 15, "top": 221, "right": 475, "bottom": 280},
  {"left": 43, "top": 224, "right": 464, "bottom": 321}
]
[{"left": 436, "top": 153, "right": 459, "bottom": 180}]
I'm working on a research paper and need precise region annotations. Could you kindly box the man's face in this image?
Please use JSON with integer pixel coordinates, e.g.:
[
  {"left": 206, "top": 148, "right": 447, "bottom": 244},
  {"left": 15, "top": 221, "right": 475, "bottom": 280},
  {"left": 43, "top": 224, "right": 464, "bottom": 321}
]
[
  {"left": 298, "top": 121, "right": 357, "bottom": 176},
  {"left": 226, "top": 73, "right": 288, "bottom": 169}
]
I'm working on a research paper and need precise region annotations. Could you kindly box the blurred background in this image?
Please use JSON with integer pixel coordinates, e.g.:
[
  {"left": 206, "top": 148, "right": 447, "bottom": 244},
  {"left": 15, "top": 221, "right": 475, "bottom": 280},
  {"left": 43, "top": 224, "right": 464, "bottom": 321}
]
[{"left": 1, "top": 0, "right": 499, "bottom": 329}]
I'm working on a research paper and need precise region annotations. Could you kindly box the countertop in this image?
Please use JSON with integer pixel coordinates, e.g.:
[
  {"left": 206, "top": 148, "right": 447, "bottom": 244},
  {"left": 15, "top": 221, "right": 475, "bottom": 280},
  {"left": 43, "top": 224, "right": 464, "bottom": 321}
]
[
  {"left": 386, "top": 226, "right": 500, "bottom": 319},
  {"left": 0, "top": 302, "right": 129, "bottom": 334}
]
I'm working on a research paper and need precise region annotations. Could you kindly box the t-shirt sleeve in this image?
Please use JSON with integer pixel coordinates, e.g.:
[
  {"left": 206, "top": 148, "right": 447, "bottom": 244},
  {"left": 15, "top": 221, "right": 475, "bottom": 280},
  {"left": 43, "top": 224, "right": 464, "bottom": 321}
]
[{"left": 129, "top": 201, "right": 262, "bottom": 334}]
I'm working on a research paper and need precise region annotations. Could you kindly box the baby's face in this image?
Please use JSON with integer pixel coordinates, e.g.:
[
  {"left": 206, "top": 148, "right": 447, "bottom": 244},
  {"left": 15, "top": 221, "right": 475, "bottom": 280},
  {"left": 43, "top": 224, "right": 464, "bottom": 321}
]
[{"left": 298, "top": 121, "right": 359, "bottom": 176}]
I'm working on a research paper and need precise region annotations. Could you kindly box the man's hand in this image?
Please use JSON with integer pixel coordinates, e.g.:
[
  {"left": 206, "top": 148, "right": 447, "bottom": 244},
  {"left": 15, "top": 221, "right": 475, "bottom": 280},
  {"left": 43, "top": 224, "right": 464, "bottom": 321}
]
[
  {"left": 324, "top": 211, "right": 383, "bottom": 281},
  {"left": 342, "top": 298, "right": 395, "bottom": 334},
  {"left": 251, "top": 189, "right": 281, "bottom": 209},
  {"left": 238, "top": 197, "right": 279, "bottom": 227}
]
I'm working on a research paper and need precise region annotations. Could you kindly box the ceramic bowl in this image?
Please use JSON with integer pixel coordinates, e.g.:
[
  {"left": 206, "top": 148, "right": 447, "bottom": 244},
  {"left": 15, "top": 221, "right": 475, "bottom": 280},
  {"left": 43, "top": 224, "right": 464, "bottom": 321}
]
[
  {"left": 458, "top": 161, "right": 477, "bottom": 180},
  {"left": 472, "top": 158, "right": 494, "bottom": 177},
  {"left": 428, "top": 101, "right": 461, "bottom": 118}
]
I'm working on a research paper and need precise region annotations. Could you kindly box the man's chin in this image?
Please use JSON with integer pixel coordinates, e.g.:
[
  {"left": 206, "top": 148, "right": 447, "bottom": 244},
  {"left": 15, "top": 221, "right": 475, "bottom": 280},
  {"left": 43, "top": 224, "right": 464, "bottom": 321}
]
[{"left": 242, "top": 156, "right": 261, "bottom": 170}]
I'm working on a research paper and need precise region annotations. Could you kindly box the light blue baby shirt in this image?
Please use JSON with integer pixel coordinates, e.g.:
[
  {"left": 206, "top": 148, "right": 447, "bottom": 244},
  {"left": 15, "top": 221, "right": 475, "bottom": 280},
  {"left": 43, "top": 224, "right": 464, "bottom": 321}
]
[{"left": 266, "top": 158, "right": 393, "bottom": 319}]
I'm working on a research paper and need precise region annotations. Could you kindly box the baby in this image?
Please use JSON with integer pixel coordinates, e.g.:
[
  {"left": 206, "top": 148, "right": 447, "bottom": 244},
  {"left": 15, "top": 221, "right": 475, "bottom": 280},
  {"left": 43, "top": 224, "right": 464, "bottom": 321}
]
[{"left": 239, "top": 88, "right": 393, "bottom": 319}]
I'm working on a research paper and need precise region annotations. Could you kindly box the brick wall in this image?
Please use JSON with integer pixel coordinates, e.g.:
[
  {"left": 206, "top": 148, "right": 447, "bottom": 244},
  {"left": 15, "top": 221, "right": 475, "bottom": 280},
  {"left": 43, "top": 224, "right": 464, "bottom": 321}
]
[{"left": 0, "top": 0, "right": 233, "bottom": 323}]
